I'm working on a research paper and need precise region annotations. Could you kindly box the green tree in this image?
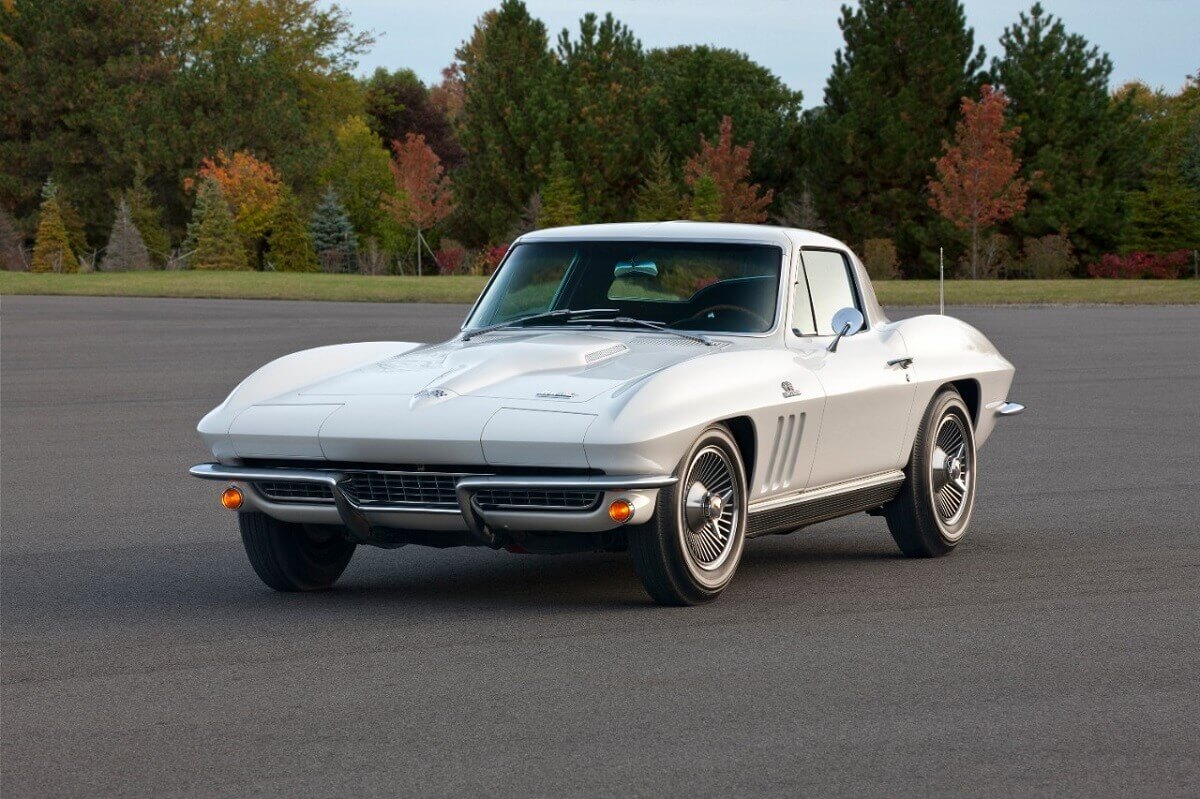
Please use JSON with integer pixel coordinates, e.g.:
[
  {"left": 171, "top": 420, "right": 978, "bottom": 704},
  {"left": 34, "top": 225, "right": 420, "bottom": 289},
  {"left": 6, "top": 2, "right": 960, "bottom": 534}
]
[
  {"left": 309, "top": 187, "right": 357, "bottom": 271},
  {"left": 0, "top": 205, "right": 23, "bottom": 271},
  {"left": 647, "top": 46, "right": 802, "bottom": 194},
  {"left": 992, "top": 3, "right": 1134, "bottom": 258},
  {"left": 555, "top": 12, "right": 651, "bottom": 222},
  {"left": 101, "top": 197, "right": 151, "bottom": 271},
  {"left": 537, "top": 146, "right": 582, "bottom": 228},
  {"left": 453, "top": 1, "right": 560, "bottom": 244},
  {"left": 188, "top": 178, "right": 247, "bottom": 271},
  {"left": 121, "top": 163, "right": 171, "bottom": 265},
  {"left": 320, "top": 116, "right": 396, "bottom": 243},
  {"left": 634, "top": 145, "right": 682, "bottom": 222},
  {"left": 1121, "top": 170, "right": 1200, "bottom": 253},
  {"left": 807, "top": 0, "right": 985, "bottom": 274},
  {"left": 687, "top": 174, "right": 721, "bottom": 222},
  {"left": 266, "top": 190, "right": 319, "bottom": 272},
  {"left": 31, "top": 180, "right": 75, "bottom": 273}
]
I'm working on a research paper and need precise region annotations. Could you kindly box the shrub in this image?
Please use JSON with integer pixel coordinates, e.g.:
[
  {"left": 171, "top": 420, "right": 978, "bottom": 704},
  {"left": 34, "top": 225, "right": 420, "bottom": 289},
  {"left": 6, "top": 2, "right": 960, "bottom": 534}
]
[
  {"left": 484, "top": 243, "right": 508, "bottom": 273},
  {"left": 100, "top": 198, "right": 152, "bottom": 272},
  {"left": 435, "top": 246, "right": 466, "bottom": 275},
  {"left": 954, "top": 233, "right": 1014, "bottom": 279},
  {"left": 861, "top": 238, "right": 900, "bottom": 279},
  {"left": 1, "top": 205, "right": 27, "bottom": 271},
  {"left": 1020, "top": 234, "right": 1077, "bottom": 279},
  {"left": 356, "top": 238, "right": 391, "bottom": 276},
  {"left": 1087, "top": 251, "right": 1189, "bottom": 279}
]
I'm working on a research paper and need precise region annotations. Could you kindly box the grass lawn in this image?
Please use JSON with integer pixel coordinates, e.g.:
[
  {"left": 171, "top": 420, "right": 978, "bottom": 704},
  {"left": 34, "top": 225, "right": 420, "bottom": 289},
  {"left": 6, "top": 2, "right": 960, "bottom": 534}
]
[{"left": 2, "top": 270, "right": 1198, "bottom": 305}]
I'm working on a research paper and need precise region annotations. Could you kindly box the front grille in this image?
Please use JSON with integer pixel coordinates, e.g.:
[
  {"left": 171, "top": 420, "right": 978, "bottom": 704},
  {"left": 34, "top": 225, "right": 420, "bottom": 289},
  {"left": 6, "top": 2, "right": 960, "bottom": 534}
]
[
  {"left": 474, "top": 488, "right": 602, "bottom": 511},
  {"left": 255, "top": 481, "right": 334, "bottom": 503},
  {"left": 342, "top": 472, "right": 460, "bottom": 509},
  {"left": 253, "top": 471, "right": 601, "bottom": 513}
]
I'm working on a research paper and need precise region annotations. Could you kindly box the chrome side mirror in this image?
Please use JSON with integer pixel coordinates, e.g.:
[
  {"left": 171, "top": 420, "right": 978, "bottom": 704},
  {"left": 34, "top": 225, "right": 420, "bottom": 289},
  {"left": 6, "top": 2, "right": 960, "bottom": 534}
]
[{"left": 827, "top": 307, "right": 864, "bottom": 352}]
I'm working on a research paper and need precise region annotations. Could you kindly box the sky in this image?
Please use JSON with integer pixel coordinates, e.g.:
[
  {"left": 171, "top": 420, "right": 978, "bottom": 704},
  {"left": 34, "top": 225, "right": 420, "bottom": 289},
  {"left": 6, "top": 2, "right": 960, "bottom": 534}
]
[{"left": 331, "top": 0, "right": 1198, "bottom": 106}]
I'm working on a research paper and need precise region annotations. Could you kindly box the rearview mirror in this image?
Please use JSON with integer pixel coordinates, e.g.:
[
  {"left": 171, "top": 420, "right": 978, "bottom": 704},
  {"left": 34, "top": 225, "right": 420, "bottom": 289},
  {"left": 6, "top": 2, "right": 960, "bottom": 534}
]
[
  {"left": 614, "top": 260, "right": 658, "bottom": 279},
  {"left": 827, "top": 307, "right": 864, "bottom": 352}
]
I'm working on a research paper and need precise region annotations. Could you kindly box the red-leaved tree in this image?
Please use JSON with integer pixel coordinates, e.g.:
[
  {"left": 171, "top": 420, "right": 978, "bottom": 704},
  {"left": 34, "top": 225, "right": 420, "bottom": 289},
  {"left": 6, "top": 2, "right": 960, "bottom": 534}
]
[
  {"left": 928, "top": 86, "right": 1029, "bottom": 279},
  {"left": 684, "top": 116, "right": 773, "bottom": 223},
  {"left": 384, "top": 133, "right": 455, "bottom": 271}
]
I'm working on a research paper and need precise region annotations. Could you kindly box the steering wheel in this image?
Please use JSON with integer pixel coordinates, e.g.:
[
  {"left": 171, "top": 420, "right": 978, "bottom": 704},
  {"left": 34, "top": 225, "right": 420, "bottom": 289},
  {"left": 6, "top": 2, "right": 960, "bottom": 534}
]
[{"left": 676, "top": 304, "right": 771, "bottom": 331}]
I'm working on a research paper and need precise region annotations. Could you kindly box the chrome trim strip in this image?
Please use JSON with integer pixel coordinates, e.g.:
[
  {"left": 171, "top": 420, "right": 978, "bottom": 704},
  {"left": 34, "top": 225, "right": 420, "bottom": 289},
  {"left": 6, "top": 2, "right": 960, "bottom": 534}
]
[
  {"left": 748, "top": 470, "right": 905, "bottom": 515},
  {"left": 995, "top": 401, "right": 1025, "bottom": 417}
]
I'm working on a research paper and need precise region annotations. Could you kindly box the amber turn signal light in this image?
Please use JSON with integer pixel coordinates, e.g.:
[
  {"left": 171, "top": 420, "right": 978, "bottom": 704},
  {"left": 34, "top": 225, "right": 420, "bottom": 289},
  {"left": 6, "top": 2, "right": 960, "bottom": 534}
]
[
  {"left": 608, "top": 498, "right": 634, "bottom": 524},
  {"left": 221, "top": 485, "right": 244, "bottom": 510}
]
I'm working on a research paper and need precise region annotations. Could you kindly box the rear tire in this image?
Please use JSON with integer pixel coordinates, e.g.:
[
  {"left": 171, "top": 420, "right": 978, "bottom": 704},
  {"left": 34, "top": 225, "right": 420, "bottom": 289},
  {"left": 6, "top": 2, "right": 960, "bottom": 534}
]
[
  {"left": 629, "top": 425, "right": 748, "bottom": 606},
  {"left": 239, "top": 511, "right": 356, "bottom": 591},
  {"left": 885, "top": 388, "right": 977, "bottom": 557}
]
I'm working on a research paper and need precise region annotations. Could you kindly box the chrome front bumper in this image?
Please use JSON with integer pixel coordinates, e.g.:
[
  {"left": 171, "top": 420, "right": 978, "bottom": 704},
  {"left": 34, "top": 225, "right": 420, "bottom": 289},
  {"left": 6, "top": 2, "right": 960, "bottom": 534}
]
[{"left": 190, "top": 463, "right": 675, "bottom": 545}]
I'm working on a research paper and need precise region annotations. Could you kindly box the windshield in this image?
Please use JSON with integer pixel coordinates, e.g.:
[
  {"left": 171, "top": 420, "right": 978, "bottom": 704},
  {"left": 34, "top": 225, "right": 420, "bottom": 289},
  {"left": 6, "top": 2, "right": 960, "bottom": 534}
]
[{"left": 466, "top": 240, "right": 783, "bottom": 334}]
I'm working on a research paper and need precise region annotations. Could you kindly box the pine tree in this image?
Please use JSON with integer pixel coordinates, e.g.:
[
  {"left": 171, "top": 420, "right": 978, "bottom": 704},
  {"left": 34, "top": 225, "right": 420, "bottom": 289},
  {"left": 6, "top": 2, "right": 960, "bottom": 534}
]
[
  {"left": 101, "top": 198, "right": 151, "bottom": 271},
  {"left": 122, "top": 163, "right": 171, "bottom": 265},
  {"left": 992, "top": 3, "right": 1133, "bottom": 258},
  {"left": 537, "top": 146, "right": 582, "bottom": 228},
  {"left": 808, "top": 0, "right": 985, "bottom": 274},
  {"left": 634, "top": 145, "right": 682, "bottom": 222},
  {"left": 266, "top": 190, "right": 319, "bottom": 272},
  {"left": 687, "top": 173, "right": 721, "bottom": 222},
  {"left": 31, "top": 179, "right": 76, "bottom": 273},
  {"left": 1121, "top": 169, "right": 1200, "bottom": 253},
  {"left": 309, "top": 187, "right": 357, "bottom": 272},
  {"left": 455, "top": 1, "right": 561, "bottom": 242},
  {"left": 1, "top": 205, "right": 24, "bottom": 271},
  {"left": 189, "top": 178, "right": 248, "bottom": 270}
]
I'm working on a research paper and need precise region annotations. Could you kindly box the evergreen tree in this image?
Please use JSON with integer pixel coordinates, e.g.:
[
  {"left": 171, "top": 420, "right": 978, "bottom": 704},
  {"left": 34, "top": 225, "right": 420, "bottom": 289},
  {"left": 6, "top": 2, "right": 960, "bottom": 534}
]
[
  {"left": 647, "top": 45, "right": 802, "bottom": 195},
  {"left": 808, "top": 0, "right": 985, "bottom": 274},
  {"left": 266, "top": 190, "right": 319, "bottom": 272},
  {"left": 537, "top": 146, "right": 582, "bottom": 228},
  {"left": 687, "top": 174, "right": 721, "bottom": 222},
  {"left": 122, "top": 163, "right": 170, "bottom": 265},
  {"left": 1, "top": 205, "right": 25, "bottom": 271},
  {"left": 31, "top": 180, "right": 75, "bottom": 273},
  {"left": 556, "top": 12, "right": 651, "bottom": 222},
  {"left": 634, "top": 145, "right": 682, "bottom": 222},
  {"left": 454, "top": 1, "right": 561, "bottom": 243},
  {"left": 309, "top": 188, "right": 357, "bottom": 272},
  {"left": 101, "top": 198, "right": 151, "bottom": 271},
  {"left": 1120, "top": 169, "right": 1200, "bottom": 253},
  {"left": 992, "top": 3, "right": 1133, "bottom": 258},
  {"left": 189, "top": 178, "right": 247, "bottom": 270}
]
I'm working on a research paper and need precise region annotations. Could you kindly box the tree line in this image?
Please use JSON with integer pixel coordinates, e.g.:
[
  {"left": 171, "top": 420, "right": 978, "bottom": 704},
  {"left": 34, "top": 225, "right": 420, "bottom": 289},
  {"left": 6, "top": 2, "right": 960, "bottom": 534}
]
[{"left": 1, "top": 0, "right": 1196, "bottom": 278}]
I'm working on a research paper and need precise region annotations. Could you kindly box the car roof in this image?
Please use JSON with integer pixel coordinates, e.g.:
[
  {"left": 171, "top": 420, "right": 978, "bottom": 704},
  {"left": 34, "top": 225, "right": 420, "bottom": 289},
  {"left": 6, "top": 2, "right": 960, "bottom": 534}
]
[{"left": 516, "top": 221, "right": 850, "bottom": 251}]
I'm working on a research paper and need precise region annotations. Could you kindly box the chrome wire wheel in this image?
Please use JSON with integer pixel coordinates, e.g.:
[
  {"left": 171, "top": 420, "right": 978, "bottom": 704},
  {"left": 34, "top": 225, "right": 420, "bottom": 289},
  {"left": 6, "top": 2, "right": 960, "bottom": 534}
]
[
  {"left": 929, "top": 413, "right": 973, "bottom": 534},
  {"left": 678, "top": 445, "right": 741, "bottom": 581}
]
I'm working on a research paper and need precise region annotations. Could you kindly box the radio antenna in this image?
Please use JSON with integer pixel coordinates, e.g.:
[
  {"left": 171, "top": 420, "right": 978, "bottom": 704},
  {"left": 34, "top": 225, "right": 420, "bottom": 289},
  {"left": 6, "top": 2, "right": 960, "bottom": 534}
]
[{"left": 939, "top": 246, "right": 945, "bottom": 315}]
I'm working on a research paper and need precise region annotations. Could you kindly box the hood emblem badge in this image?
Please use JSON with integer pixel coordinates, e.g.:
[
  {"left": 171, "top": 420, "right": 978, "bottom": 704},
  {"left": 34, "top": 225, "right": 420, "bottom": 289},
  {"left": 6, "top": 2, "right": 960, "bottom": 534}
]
[
  {"left": 781, "top": 381, "right": 801, "bottom": 398},
  {"left": 536, "top": 390, "right": 577, "bottom": 400}
]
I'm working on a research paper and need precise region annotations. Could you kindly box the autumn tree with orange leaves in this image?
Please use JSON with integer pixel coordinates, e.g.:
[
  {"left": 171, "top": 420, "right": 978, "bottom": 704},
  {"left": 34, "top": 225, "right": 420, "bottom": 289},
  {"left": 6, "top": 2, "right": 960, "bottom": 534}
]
[
  {"left": 384, "top": 133, "right": 455, "bottom": 273},
  {"left": 684, "top": 116, "right": 773, "bottom": 223},
  {"left": 185, "top": 151, "right": 283, "bottom": 265},
  {"left": 929, "top": 86, "right": 1029, "bottom": 279}
]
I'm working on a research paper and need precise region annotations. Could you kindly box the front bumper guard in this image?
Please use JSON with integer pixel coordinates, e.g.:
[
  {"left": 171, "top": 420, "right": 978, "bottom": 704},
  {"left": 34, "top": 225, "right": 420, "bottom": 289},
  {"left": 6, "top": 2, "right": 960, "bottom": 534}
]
[{"left": 189, "top": 463, "right": 676, "bottom": 547}]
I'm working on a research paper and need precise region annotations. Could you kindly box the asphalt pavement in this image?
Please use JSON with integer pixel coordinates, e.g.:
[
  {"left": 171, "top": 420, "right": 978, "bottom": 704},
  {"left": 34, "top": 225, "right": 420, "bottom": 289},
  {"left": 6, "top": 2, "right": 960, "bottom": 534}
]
[{"left": 2, "top": 296, "right": 1198, "bottom": 797}]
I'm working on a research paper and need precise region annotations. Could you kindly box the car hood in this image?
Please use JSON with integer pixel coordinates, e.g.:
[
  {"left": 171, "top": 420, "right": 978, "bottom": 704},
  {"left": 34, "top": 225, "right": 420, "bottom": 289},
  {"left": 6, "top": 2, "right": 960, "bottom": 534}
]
[{"left": 293, "top": 329, "right": 715, "bottom": 406}]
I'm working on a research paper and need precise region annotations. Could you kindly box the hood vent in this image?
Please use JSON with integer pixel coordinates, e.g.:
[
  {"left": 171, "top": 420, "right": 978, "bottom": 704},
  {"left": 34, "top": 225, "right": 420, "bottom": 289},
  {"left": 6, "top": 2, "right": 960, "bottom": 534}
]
[{"left": 584, "top": 343, "right": 629, "bottom": 363}]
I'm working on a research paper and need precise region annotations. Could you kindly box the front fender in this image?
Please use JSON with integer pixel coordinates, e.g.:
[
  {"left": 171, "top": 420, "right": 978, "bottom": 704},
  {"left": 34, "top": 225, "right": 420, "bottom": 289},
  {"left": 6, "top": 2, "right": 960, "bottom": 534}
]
[
  {"left": 583, "top": 347, "right": 826, "bottom": 481},
  {"left": 198, "top": 341, "right": 421, "bottom": 460}
]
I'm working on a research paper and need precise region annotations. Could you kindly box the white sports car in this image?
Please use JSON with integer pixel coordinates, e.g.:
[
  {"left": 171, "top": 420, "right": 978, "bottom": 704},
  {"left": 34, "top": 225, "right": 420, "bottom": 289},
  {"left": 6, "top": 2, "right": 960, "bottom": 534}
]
[{"left": 192, "top": 222, "right": 1022, "bottom": 605}]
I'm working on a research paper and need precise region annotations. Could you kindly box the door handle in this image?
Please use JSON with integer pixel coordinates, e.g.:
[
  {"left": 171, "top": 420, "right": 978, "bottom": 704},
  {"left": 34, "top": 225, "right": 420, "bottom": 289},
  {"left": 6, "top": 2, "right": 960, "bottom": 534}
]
[{"left": 886, "top": 357, "right": 914, "bottom": 369}]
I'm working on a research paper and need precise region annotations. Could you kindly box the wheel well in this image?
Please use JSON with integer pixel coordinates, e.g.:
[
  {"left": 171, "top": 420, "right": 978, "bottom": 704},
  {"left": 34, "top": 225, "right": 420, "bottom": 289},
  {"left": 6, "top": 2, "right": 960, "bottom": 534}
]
[
  {"left": 720, "top": 416, "right": 757, "bottom": 486},
  {"left": 948, "top": 379, "right": 981, "bottom": 427}
]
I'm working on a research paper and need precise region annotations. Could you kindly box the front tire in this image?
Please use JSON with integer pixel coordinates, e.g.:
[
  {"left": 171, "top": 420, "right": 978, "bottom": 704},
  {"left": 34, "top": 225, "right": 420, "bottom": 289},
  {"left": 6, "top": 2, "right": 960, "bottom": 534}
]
[
  {"left": 629, "top": 425, "right": 748, "bottom": 606},
  {"left": 239, "top": 511, "right": 356, "bottom": 591},
  {"left": 885, "top": 388, "right": 977, "bottom": 557}
]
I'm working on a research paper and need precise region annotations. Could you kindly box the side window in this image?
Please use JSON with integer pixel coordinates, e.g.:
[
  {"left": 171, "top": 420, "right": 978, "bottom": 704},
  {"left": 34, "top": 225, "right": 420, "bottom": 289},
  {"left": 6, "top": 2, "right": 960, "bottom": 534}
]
[{"left": 801, "top": 249, "right": 859, "bottom": 335}]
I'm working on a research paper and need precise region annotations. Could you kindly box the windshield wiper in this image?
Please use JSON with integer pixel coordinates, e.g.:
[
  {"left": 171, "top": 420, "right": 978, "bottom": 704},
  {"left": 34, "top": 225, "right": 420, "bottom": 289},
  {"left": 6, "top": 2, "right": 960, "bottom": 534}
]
[
  {"left": 461, "top": 307, "right": 620, "bottom": 341},
  {"left": 565, "top": 316, "right": 715, "bottom": 346}
]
